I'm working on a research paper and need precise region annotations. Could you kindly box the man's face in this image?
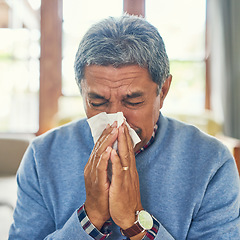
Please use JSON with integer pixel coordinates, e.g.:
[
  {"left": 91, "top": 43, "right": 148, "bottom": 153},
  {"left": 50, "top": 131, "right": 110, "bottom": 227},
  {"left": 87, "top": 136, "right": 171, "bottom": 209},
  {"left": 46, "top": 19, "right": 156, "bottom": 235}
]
[{"left": 81, "top": 65, "right": 171, "bottom": 152}]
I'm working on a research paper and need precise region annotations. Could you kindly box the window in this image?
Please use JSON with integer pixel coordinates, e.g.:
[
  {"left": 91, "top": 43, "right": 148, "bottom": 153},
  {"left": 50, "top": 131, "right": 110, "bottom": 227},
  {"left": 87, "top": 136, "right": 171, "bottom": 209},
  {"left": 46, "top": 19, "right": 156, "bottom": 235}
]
[
  {"left": 0, "top": 0, "right": 207, "bottom": 133},
  {"left": 0, "top": 0, "right": 40, "bottom": 132},
  {"left": 146, "top": 0, "right": 206, "bottom": 115}
]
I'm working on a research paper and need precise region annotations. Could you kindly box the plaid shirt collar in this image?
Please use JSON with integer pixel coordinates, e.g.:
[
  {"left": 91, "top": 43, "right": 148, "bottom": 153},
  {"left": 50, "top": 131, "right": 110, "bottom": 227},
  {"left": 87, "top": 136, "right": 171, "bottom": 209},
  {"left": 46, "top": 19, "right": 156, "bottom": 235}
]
[{"left": 135, "top": 121, "right": 159, "bottom": 156}]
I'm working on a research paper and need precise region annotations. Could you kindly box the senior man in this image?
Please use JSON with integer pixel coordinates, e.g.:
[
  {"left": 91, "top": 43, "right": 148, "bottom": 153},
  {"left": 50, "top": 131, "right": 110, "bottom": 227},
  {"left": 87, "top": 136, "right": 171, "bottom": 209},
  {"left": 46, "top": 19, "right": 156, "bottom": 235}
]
[{"left": 9, "top": 15, "right": 240, "bottom": 239}]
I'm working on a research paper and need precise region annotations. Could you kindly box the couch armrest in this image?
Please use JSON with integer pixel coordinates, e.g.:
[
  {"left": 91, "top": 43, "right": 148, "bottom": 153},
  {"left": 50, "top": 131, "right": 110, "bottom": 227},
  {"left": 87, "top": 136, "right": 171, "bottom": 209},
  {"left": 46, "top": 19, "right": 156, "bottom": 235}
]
[{"left": 0, "top": 134, "right": 34, "bottom": 176}]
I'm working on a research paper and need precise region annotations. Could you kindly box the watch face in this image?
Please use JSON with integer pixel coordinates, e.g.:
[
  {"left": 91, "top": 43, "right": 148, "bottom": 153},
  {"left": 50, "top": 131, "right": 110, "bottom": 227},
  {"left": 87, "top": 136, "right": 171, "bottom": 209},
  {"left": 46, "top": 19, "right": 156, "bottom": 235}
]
[{"left": 138, "top": 210, "right": 153, "bottom": 230}]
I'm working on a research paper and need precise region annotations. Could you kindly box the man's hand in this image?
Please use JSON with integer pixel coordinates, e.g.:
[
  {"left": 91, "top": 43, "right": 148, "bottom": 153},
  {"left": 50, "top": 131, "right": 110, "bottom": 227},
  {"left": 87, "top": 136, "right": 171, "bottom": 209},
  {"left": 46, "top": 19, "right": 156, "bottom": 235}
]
[
  {"left": 84, "top": 122, "right": 118, "bottom": 230},
  {"left": 109, "top": 123, "right": 143, "bottom": 230}
]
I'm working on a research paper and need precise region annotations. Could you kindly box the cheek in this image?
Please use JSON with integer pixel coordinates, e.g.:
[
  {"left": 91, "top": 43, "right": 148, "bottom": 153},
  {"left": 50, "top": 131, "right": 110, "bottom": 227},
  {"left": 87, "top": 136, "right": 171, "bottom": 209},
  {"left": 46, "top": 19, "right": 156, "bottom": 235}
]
[
  {"left": 153, "top": 97, "right": 161, "bottom": 121},
  {"left": 123, "top": 108, "right": 155, "bottom": 135},
  {"left": 122, "top": 109, "right": 139, "bottom": 123},
  {"left": 124, "top": 96, "right": 161, "bottom": 126}
]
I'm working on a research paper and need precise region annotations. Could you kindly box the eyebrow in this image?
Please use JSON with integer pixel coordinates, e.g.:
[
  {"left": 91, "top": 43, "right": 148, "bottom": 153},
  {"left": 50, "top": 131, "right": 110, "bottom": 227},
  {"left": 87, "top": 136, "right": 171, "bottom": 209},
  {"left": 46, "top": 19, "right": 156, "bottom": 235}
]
[
  {"left": 87, "top": 92, "right": 106, "bottom": 99},
  {"left": 87, "top": 91, "right": 144, "bottom": 100},
  {"left": 125, "top": 91, "right": 144, "bottom": 99}
]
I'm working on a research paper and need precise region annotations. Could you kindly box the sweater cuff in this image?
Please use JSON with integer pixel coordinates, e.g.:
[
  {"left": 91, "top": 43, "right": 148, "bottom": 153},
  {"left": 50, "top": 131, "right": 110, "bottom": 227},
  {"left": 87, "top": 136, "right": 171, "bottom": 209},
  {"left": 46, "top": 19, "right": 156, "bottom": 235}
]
[{"left": 77, "top": 204, "right": 112, "bottom": 239}]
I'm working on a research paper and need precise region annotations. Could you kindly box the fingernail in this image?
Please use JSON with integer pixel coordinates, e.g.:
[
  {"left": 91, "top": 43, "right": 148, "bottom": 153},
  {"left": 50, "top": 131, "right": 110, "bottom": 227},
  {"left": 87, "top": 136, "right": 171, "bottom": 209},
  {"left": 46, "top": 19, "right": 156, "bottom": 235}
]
[
  {"left": 111, "top": 121, "right": 117, "bottom": 128},
  {"left": 106, "top": 124, "right": 110, "bottom": 129},
  {"left": 106, "top": 146, "right": 111, "bottom": 152},
  {"left": 120, "top": 125, "right": 124, "bottom": 133},
  {"left": 111, "top": 127, "right": 117, "bottom": 134},
  {"left": 111, "top": 148, "right": 117, "bottom": 155}
]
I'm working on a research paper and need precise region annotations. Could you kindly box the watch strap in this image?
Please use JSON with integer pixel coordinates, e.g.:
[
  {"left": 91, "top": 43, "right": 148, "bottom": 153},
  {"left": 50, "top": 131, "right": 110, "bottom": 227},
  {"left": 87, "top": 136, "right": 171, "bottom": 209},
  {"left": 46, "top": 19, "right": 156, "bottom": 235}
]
[{"left": 120, "top": 221, "right": 144, "bottom": 238}]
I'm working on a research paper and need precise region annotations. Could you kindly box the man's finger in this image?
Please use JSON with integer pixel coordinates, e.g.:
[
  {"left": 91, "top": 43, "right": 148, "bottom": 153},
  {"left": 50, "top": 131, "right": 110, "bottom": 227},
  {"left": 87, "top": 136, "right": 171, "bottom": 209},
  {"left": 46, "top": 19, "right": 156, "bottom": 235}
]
[
  {"left": 124, "top": 124, "right": 136, "bottom": 169},
  {"left": 117, "top": 123, "right": 130, "bottom": 169},
  {"left": 91, "top": 124, "right": 118, "bottom": 169},
  {"left": 96, "top": 146, "right": 112, "bottom": 187},
  {"left": 110, "top": 149, "right": 125, "bottom": 186}
]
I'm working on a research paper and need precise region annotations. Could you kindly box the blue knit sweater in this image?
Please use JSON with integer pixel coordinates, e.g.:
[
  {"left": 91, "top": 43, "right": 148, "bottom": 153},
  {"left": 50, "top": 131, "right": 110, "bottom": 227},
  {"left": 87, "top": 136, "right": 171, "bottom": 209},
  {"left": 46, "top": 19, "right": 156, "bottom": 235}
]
[{"left": 9, "top": 114, "right": 240, "bottom": 239}]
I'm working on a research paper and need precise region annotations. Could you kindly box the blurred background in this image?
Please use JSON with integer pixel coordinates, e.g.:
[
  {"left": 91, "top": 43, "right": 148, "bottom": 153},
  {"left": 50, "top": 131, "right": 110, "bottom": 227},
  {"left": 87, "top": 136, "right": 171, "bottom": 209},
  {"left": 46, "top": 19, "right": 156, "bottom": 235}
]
[
  {"left": 0, "top": 0, "right": 240, "bottom": 238},
  {"left": 0, "top": 0, "right": 239, "bottom": 138}
]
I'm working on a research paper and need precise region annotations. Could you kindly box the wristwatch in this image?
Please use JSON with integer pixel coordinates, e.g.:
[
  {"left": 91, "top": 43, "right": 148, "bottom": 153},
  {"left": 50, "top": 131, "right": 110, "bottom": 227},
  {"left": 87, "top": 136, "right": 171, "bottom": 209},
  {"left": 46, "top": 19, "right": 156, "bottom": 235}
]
[{"left": 120, "top": 210, "right": 153, "bottom": 238}]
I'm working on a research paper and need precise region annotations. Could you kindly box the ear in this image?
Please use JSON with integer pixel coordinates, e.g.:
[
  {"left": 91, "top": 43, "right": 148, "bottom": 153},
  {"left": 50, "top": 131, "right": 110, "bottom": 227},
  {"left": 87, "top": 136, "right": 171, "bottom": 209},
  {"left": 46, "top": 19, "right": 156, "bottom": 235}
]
[{"left": 160, "top": 75, "right": 172, "bottom": 109}]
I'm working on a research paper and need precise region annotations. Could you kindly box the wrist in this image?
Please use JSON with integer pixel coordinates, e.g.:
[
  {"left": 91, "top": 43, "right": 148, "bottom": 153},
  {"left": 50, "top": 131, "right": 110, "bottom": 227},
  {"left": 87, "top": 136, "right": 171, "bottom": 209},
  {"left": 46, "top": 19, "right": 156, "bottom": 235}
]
[
  {"left": 120, "top": 210, "right": 153, "bottom": 238},
  {"left": 84, "top": 203, "right": 108, "bottom": 230},
  {"left": 130, "top": 231, "right": 146, "bottom": 240},
  {"left": 78, "top": 204, "right": 112, "bottom": 238},
  {"left": 117, "top": 205, "right": 144, "bottom": 230},
  {"left": 119, "top": 213, "right": 136, "bottom": 230}
]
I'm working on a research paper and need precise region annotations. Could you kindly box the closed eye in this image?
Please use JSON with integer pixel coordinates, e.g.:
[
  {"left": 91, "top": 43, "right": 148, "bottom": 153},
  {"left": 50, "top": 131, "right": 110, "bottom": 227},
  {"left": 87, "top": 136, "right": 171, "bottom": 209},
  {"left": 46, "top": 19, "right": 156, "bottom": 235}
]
[
  {"left": 125, "top": 101, "right": 144, "bottom": 106},
  {"left": 87, "top": 92, "right": 109, "bottom": 108},
  {"left": 122, "top": 92, "right": 145, "bottom": 108},
  {"left": 88, "top": 101, "right": 108, "bottom": 107},
  {"left": 123, "top": 100, "right": 144, "bottom": 108}
]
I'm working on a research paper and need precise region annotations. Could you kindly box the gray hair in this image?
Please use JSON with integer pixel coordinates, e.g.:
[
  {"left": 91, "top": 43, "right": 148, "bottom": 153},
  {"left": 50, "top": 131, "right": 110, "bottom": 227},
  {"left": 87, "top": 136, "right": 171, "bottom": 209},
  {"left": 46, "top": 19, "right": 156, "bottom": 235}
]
[{"left": 74, "top": 14, "right": 170, "bottom": 93}]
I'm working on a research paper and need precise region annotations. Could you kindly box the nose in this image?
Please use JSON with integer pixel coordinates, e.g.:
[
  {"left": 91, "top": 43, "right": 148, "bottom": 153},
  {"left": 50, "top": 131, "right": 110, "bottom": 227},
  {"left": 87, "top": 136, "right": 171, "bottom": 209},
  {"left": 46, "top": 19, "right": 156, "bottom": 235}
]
[
  {"left": 107, "top": 102, "right": 122, "bottom": 114},
  {"left": 106, "top": 103, "right": 131, "bottom": 125}
]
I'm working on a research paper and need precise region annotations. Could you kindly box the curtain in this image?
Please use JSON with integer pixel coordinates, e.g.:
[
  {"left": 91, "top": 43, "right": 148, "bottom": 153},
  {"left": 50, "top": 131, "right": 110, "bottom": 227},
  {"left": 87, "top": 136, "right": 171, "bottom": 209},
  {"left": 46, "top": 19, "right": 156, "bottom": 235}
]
[{"left": 207, "top": 0, "right": 240, "bottom": 139}]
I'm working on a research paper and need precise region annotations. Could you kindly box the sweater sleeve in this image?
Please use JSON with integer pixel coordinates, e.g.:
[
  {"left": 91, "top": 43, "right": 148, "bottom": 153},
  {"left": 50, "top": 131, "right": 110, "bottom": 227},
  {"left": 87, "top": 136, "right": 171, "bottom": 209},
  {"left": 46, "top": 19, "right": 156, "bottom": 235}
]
[
  {"left": 187, "top": 157, "right": 240, "bottom": 239},
  {"left": 8, "top": 146, "right": 94, "bottom": 240}
]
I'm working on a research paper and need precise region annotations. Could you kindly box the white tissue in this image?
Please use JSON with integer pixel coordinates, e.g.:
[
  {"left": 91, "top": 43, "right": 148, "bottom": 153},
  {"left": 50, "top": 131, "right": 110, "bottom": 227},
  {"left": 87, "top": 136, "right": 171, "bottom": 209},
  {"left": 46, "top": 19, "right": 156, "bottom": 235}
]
[{"left": 87, "top": 112, "right": 141, "bottom": 150}]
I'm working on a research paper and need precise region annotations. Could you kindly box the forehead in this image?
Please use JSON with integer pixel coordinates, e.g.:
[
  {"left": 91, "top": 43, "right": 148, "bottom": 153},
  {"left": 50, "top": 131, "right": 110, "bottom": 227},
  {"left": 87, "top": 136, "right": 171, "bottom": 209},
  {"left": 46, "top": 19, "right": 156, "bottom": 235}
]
[{"left": 82, "top": 65, "right": 155, "bottom": 93}]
